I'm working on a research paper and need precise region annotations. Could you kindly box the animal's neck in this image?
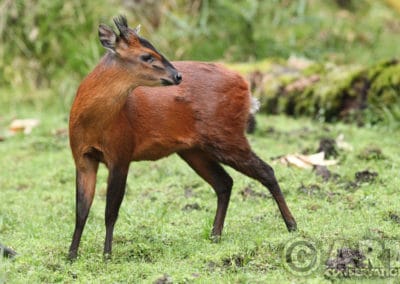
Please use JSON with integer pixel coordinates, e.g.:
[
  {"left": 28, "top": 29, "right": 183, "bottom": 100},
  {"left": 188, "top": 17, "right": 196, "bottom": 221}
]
[{"left": 72, "top": 60, "right": 138, "bottom": 127}]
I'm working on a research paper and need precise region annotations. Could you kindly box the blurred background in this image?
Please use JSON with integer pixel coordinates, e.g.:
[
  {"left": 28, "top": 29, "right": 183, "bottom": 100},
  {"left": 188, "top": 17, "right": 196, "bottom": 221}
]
[{"left": 0, "top": 0, "right": 399, "bottom": 125}]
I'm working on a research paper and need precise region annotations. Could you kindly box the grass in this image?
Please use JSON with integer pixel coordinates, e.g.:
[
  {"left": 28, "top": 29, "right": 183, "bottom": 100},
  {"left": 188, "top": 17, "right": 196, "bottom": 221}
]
[{"left": 1, "top": 91, "right": 400, "bottom": 283}]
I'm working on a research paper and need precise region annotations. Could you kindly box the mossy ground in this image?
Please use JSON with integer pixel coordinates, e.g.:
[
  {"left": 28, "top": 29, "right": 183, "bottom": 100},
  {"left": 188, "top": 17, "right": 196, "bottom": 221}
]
[{"left": 1, "top": 91, "right": 399, "bottom": 283}]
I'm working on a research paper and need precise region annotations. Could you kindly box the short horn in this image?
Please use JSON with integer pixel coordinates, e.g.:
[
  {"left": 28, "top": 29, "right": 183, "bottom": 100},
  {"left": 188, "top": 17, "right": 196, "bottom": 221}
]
[
  {"left": 134, "top": 24, "right": 141, "bottom": 35},
  {"left": 113, "top": 15, "right": 129, "bottom": 38}
]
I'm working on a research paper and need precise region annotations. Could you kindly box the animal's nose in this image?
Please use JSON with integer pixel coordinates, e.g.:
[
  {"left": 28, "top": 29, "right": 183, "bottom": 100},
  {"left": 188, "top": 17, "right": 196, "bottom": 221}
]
[{"left": 174, "top": 72, "right": 182, "bottom": 84}]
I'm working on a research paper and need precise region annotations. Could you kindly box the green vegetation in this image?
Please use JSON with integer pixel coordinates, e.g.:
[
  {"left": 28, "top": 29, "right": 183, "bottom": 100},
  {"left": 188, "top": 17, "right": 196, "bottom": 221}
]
[
  {"left": 242, "top": 58, "right": 400, "bottom": 126},
  {"left": 1, "top": 0, "right": 399, "bottom": 125},
  {"left": 1, "top": 92, "right": 400, "bottom": 282},
  {"left": 1, "top": 0, "right": 400, "bottom": 91}
]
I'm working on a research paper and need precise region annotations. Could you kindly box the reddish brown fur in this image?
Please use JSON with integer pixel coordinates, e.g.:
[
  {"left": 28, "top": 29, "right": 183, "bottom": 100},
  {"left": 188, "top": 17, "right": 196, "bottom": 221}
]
[
  {"left": 128, "top": 62, "right": 250, "bottom": 160},
  {"left": 68, "top": 19, "right": 296, "bottom": 260},
  {"left": 70, "top": 61, "right": 250, "bottom": 166}
]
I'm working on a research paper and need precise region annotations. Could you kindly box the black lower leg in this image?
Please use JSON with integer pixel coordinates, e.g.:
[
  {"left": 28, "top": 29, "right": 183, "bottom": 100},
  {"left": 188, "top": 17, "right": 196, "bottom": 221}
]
[
  {"left": 210, "top": 166, "right": 233, "bottom": 238},
  {"left": 69, "top": 163, "right": 98, "bottom": 260},
  {"left": 223, "top": 151, "right": 297, "bottom": 232},
  {"left": 179, "top": 150, "right": 233, "bottom": 239},
  {"left": 69, "top": 197, "right": 90, "bottom": 259},
  {"left": 252, "top": 154, "right": 297, "bottom": 231},
  {"left": 104, "top": 167, "right": 128, "bottom": 256}
]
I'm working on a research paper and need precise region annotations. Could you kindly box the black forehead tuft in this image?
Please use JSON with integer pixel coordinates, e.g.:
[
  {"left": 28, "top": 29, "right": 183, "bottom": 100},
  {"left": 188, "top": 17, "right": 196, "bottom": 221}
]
[
  {"left": 138, "top": 37, "right": 175, "bottom": 68},
  {"left": 138, "top": 37, "right": 158, "bottom": 53},
  {"left": 113, "top": 15, "right": 128, "bottom": 30}
]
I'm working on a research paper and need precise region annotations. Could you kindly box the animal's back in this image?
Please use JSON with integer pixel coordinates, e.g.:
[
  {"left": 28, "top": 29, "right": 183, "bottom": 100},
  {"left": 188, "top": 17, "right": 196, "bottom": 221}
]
[
  {"left": 126, "top": 61, "right": 251, "bottom": 160},
  {"left": 171, "top": 61, "right": 251, "bottom": 129}
]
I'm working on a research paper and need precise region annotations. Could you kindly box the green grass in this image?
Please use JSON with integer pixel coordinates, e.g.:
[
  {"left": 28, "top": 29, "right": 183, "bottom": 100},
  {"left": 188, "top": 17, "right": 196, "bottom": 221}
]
[{"left": 1, "top": 92, "right": 400, "bottom": 283}]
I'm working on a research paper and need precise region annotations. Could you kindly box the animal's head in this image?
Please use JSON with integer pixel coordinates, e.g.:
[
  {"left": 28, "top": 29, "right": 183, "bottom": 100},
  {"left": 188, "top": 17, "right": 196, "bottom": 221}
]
[{"left": 98, "top": 15, "right": 182, "bottom": 86}]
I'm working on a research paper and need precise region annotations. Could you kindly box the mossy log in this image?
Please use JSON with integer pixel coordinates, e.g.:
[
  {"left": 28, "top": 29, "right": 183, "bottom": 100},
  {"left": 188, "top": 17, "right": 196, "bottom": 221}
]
[{"left": 231, "top": 58, "right": 400, "bottom": 125}]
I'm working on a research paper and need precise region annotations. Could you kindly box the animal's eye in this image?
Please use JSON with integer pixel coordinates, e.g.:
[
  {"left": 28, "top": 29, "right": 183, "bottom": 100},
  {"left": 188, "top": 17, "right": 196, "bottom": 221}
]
[{"left": 140, "top": 54, "right": 154, "bottom": 63}]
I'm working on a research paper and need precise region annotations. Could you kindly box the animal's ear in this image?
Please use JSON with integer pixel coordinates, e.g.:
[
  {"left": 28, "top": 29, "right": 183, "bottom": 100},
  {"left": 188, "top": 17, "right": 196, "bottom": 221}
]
[{"left": 98, "top": 24, "right": 117, "bottom": 53}]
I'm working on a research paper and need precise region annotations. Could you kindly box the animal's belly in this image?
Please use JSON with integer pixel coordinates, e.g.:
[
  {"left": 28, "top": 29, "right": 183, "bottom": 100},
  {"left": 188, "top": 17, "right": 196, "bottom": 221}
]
[{"left": 131, "top": 136, "right": 192, "bottom": 161}]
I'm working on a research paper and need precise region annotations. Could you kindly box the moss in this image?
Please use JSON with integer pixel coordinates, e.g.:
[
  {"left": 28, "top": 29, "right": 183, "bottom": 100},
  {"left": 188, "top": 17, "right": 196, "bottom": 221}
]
[
  {"left": 241, "top": 57, "right": 400, "bottom": 126},
  {"left": 293, "top": 65, "right": 365, "bottom": 121},
  {"left": 363, "top": 59, "right": 400, "bottom": 124},
  {"left": 368, "top": 61, "right": 400, "bottom": 104},
  {"left": 227, "top": 59, "right": 276, "bottom": 74},
  {"left": 302, "top": 63, "right": 326, "bottom": 76}
]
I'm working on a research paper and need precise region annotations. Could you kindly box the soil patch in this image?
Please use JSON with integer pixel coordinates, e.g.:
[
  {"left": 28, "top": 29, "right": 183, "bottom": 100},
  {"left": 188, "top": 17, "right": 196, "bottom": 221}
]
[
  {"left": 298, "top": 183, "right": 322, "bottom": 196},
  {"left": 240, "top": 187, "right": 268, "bottom": 200},
  {"left": 388, "top": 212, "right": 400, "bottom": 224},
  {"left": 153, "top": 274, "right": 172, "bottom": 284},
  {"left": 182, "top": 203, "right": 201, "bottom": 211},
  {"left": 355, "top": 170, "right": 378, "bottom": 183},
  {"left": 357, "top": 146, "right": 385, "bottom": 160},
  {"left": 317, "top": 138, "right": 338, "bottom": 158},
  {"left": 326, "top": 247, "right": 366, "bottom": 272}
]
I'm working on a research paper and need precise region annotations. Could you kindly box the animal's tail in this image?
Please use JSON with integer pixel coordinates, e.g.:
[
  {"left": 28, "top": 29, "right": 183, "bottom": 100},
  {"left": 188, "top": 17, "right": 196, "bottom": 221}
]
[{"left": 246, "top": 96, "right": 260, "bottom": 134}]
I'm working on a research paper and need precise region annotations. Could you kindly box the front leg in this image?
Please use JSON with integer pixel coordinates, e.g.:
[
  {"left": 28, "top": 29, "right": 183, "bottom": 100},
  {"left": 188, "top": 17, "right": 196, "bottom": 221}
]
[
  {"left": 104, "top": 164, "right": 129, "bottom": 257},
  {"left": 69, "top": 157, "right": 99, "bottom": 260}
]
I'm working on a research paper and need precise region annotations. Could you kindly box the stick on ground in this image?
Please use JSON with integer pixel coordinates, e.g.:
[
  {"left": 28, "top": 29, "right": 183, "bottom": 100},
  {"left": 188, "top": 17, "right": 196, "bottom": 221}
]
[{"left": 0, "top": 243, "right": 17, "bottom": 258}]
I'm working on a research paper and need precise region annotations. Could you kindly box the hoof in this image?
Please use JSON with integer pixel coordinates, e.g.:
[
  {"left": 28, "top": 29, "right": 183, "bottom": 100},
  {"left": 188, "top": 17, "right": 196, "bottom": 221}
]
[
  {"left": 68, "top": 251, "right": 78, "bottom": 261},
  {"left": 286, "top": 221, "right": 297, "bottom": 232},
  {"left": 210, "top": 234, "right": 222, "bottom": 243},
  {"left": 103, "top": 252, "right": 112, "bottom": 261}
]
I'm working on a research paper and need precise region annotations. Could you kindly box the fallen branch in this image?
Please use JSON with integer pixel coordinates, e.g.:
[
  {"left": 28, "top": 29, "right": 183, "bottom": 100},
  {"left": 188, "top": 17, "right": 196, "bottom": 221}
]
[{"left": 0, "top": 243, "right": 17, "bottom": 258}]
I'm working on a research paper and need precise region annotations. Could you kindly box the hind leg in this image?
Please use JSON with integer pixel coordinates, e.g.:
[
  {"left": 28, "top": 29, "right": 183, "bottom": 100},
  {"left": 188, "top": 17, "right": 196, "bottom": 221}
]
[
  {"left": 179, "top": 149, "right": 233, "bottom": 238},
  {"left": 218, "top": 143, "right": 297, "bottom": 232},
  {"left": 104, "top": 164, "right": 129, "bottom": 257}
]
